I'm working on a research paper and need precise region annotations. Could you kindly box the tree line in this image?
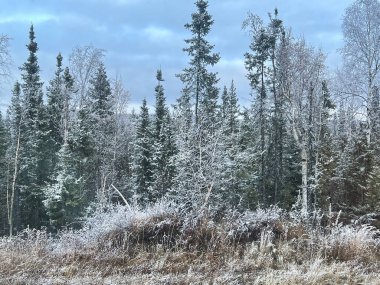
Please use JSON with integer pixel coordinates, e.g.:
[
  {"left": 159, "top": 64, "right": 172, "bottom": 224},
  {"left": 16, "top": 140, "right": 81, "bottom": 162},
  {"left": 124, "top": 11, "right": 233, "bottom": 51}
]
[{"left": 0, "top": 0, "right": 379, "bottom": 235}]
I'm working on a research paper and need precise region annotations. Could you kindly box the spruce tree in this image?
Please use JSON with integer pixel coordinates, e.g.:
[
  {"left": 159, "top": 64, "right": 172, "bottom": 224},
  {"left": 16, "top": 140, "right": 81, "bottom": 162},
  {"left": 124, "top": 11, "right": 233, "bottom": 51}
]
[
  {"left": 152, "top": 70, "right": 176, "bottom": 199},
  {"left": 244, "top": 14, "right": 272, "bottom": 206},
  {"left": 46, "top": 53, "right": 65, "bottom": 173},
  {"left": 18, "top": 25, "right": 47, "bottom": 229},
  {"left": 89, "top": 63, "right": 113, "bottom": 120},
  {"left": 44, "top": 142, "right": 82, "bottom": 230},
  {"left": 367, "top": 86, "right": 380, "bottom": 210},
  {"left": 177, "top": 0, "right": 220, "bottom": 126},
  {"left": 336, "top": 123, "right": 371, "bottom": 208},
  {"left": 225, "top": 80, "right": 239, "bottom": 137},
  {"left": 315, "top": 81, "right": 336, "bottom": 210},
  {"left": 44, "top": 62, "right": 82, "bottom": 229},
  {"left": 134, "top": 99, "right": 153, "bottom": 203},
  {"left": 154, "top": 69, "right": 166, "bottom": 140},
  {"left": 89, "top": 63, "right": 115, "bottom": 205},
  {"left": 221, "top": 86, "right": 229, "bottom": 122},
  {"left": 173, "top": 0, "right": 224, "bottom": 210},
  {"left": 219, "top": 80, "right": 241, "bottom": 206}
]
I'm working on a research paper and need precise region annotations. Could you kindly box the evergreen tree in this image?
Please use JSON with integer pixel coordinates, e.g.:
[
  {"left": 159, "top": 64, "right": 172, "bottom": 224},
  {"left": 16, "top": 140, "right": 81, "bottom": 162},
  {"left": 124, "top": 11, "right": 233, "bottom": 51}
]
[
  {"left": 367, "top": 86, "right": 380, "bottom": 210},
  {"left": 177, "top": 0, "right": 220, "bottom": 126},
  {"left": 88, "top": 63, "right": 115, "bottom": 205},
  {"left": 134, "top": 99, "right": 153, "bottom": 203},
  {"left": 173, "top": 0, "right": 225, "bottom": 211},
  {"left": 46, "top": 53, "right": 65, "bottom": 173},
  {"left": 154, "top": 69, "right": 166, "bottom": 140},
  {"left": 44, "top": 62, "right": 82, "bottom": 229},
  {"left": 221, "top": 80, "right": 239, "bottom": 137},
  {"left": 336, "top": 123, "right": 371, "bottom": 208},
  {"left": 233, "top": 109, "right": 253, "bottom": 208},
  {"left": 18, "top": 25, "right": 47, "bottom": 229},
  {"left": 89, "top": 63, "right": 113, "bottom": 119},
  {"left": 268, "top": 13, "right": 285, "bottom": 205},
  {"left": 219, "top": 80, "right": 241, "bottom": 206},
  {"left": 44, "top": 142, "right": 83, "bottom": 230},
  {"left": 70, "top": 102, "right": 95, "bottom": 204},
  {"left": 221, "top": 86, "right": 229, "bottom": 121},
  {"left": 315, "top": 81, "right": 336, "bottom": 210},
  {"left": 152, "top": 70, "right": 176, "bottom": 200},
  {"left": 62, "top": 67, "right": 75, "bottom": 143},
  {"left": 244, "top": 13, "right": 272, "bottom": 206},
  {"left": 70, "top": 63, "right": 114, "bottom": 207}
]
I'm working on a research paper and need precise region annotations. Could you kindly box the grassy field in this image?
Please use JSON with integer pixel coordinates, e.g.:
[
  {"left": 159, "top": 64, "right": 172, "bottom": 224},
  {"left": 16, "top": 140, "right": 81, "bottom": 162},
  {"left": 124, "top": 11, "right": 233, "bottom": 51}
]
[{"left": 1, "top": 202, "right": 379, "bottom": 284}]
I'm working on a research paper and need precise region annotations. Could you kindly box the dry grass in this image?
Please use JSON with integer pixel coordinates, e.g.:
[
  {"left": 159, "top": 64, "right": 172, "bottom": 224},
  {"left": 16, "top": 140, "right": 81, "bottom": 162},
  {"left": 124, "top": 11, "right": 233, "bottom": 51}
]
[{"left": 0, "top": 202, "right": 379, "bottom": 284}]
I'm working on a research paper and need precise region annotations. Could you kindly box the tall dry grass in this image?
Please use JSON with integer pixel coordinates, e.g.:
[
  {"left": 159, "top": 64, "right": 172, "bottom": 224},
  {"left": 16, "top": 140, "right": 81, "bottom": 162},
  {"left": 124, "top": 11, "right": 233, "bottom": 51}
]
[{"left": 0, "top": 201, "right": 379, "bottom": 284}]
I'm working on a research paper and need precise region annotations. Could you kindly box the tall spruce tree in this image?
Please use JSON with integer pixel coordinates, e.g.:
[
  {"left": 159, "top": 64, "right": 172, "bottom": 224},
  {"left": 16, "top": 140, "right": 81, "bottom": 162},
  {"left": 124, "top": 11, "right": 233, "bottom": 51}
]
[
  {"left": 315, "top": 81, "right": 336, "bottom": 210},
  {"left": 244, "top": 13, "right": 272, "bottom": 206},
  {"left": 219, "top": 80, "right": 241, "bottom": 206},
  {"left": 221, "top": 81, "right": 239, "bottom": 137},
  {"left": 336, "top": 123, "right": 371, "bottom": 208},
  {"left": 44, "top": 142, "right": 82, "bottom": 230},
  {"left": 46, "top": 53, "right": 65, "bottom": 173},
  {"left": 88, "top": 63, "right": 115, "bottom": 205},
  {"left": 268, "top": 11, "right": 285, "bottom": 205},
  {"left": 367, "top": 86, "right": 380, "bottom": 210},
  {"left": 154, "top": 69, "right": 166, "bottom": 140},
  {"left": 44, "top": 63, "right": 82, "bottom": 229},
  {"left": 152, "top": 70, "right": 176, "bottom": 199},
  {"left": 177, "top": 0, "right": 220, "bottom": 127},
  {"left": 18, "top": 25, "right": 47, "bottom": 229},
  {"left": 173, "top": 0, "right": 226, "bottom": 210},
  {"left": 134, "top": 99, "right": 153, "bottom": 203}
]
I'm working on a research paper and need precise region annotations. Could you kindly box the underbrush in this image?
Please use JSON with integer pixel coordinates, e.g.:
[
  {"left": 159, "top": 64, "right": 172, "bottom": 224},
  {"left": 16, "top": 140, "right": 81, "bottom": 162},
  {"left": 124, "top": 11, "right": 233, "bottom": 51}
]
[{"left": 1, "top": 200, "right": 379, "bottom": 284}]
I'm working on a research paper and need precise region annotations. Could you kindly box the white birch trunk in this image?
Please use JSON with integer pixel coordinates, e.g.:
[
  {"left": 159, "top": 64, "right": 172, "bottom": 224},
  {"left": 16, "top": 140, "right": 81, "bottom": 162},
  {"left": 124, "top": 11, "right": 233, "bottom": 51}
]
[{"left": 301, "top": 144, "right": 308, "bottom": 215}]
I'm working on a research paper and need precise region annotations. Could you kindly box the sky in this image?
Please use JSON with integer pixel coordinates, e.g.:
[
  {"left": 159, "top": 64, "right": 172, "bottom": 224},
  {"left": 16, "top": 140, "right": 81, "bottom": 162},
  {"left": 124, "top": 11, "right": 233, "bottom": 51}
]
[{"left": 0, "top": 0, "right": 353, "bottom": 112}]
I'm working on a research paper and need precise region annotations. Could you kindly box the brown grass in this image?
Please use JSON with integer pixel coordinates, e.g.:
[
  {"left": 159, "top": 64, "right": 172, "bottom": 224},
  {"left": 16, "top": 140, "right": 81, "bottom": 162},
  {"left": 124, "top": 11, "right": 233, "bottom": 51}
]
[{"left": 0, "top": 205, "right": 379, "bottom": 284}]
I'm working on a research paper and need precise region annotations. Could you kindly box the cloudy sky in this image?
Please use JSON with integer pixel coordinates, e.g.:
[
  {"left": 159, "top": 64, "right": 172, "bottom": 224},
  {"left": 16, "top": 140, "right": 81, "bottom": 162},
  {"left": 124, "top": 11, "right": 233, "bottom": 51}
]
[{"left": 0, "top": 0, "right": 352, "bottom": 111}]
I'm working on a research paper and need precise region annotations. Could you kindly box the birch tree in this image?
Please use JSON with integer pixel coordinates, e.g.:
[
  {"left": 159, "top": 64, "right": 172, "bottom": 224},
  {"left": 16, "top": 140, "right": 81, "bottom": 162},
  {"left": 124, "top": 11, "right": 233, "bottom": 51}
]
[
  {"left": 342, "top": 0, "right": 380, "bottom": 144},
  {"left": 5, "top": 82, "right": 22, "bottom": 235},
  {"left": 69, "top": 45, "right": 104, "bottom": 109},
  {"left": 286, "top": 38, "right": 326, "bottom": 215},
  {"left": 0, "top": 34, "right": 12, "bottom": 84}
]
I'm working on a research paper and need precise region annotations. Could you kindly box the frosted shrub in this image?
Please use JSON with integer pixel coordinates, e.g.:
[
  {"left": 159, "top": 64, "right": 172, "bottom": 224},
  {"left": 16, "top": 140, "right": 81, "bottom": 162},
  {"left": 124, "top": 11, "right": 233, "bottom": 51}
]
[
  {"left": 55, "top": 199, "right": 179, "bottom": 254},
  {"left": 322, "top": 224, "right": 380, "bottom": 262},
  {"left": 0, "top": 227, "right": 50, "bottom": 254},
  {"left": 226, "top": 205, "right": 284, "bottom": 242}
]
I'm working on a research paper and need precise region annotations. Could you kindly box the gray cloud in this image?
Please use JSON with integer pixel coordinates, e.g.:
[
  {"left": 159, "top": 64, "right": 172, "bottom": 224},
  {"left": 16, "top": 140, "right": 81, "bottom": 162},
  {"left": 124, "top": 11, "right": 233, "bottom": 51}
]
[{"left": 0, "top": 0, "right": 353, "bottom": 111}]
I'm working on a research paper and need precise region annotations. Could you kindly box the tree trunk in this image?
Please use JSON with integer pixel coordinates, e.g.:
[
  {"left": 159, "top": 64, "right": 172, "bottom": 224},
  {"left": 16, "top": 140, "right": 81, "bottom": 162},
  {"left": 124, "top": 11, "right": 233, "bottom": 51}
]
[
  {"left": 301, "top": 143, "right": 308, "bottom": 215},
  {"left": 8, "top": 122, "right": 22, "bottom": 236}
]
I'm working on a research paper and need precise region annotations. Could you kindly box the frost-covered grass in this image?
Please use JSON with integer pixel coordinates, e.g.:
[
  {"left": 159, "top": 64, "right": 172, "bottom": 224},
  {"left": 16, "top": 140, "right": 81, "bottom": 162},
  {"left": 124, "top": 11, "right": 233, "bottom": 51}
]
[{"left": 1, "top": 201, "right": 379, "bottom": 284}]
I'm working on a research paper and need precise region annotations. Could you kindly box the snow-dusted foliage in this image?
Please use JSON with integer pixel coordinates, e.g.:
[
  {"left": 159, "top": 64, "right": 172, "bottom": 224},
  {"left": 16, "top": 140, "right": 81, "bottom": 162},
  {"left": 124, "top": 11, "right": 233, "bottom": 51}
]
[
  {"left": 55, "top": 199, "right": 178, "bottom": 253},
  {"left": 2, "top": 0, "right": 380, "bottom": 282},
  {"left": 226, "top": 205, "right": 284, "bottom": 241},
  {"left": 322, "top": 224, "right": 380, "bottom": 261},
  {"left": 1, "top": 201, "right": 379, "bottom": 284}
]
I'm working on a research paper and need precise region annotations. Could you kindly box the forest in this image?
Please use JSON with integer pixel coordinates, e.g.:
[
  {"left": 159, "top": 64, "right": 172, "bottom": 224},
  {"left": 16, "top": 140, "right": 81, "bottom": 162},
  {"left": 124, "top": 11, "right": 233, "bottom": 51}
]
[{"left": 0, "top": 0, "right": 379, "bottom": 283}]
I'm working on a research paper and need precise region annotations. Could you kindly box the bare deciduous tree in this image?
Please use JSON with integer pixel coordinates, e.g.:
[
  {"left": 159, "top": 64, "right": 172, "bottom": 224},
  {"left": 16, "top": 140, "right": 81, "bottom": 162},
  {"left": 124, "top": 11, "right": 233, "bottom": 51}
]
[
  {"left": 283, "top": 37, "right": 326, "bottom": 215},
  {"left": 69, "top": 45, "right": 104, "bottom": 109},
  {"left": 342, "top": 0, "right": 380, "bottom": 143},
  {"left": 0, "top": 35, "right": 12, "bottom": 84}
]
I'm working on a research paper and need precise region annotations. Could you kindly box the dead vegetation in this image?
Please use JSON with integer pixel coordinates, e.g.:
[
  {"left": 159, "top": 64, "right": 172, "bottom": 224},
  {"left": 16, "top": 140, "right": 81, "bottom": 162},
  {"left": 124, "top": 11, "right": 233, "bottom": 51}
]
[{"left": 0, "top": 201, "right": 379, "bottom": 284}]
